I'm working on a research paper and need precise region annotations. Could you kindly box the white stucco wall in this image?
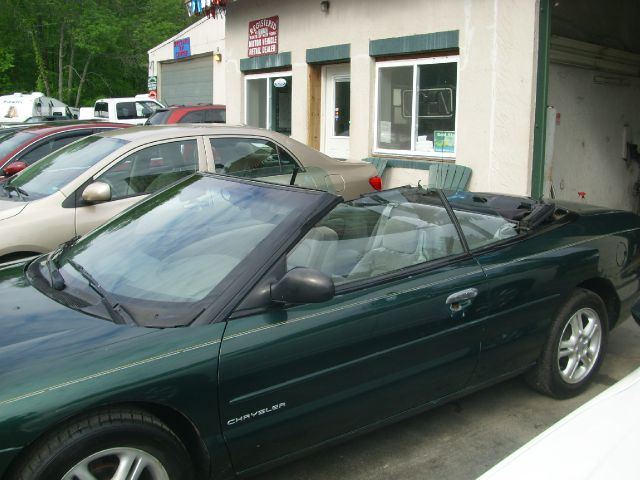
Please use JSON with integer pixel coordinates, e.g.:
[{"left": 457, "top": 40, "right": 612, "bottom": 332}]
[
  {"left": 225, "top": 0, "right": 539, "bottom": 196},
  {"left": 148, "top": 16, "right": 226, "bottom": 105},
  {"left": 547, "top": 63, "right": 640, "bottom": 212}
]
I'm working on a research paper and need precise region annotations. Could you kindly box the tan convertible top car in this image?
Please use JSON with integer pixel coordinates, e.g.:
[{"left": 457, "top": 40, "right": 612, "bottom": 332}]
[{"left": 0, "top": 125, "right": 379, "bottom": 262}]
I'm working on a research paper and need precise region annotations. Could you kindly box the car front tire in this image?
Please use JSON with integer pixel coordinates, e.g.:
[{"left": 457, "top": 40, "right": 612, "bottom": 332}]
[
  {"left": 526, "top": 288, "right": 608, "bottom": 399},
  {"left": 11, "top": 406, "right": 194, "bottom": 480}
]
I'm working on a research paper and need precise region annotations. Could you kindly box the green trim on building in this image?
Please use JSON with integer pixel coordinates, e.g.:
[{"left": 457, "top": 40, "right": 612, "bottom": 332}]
[
  {"left": 369, "top": 31, "right": 459, "bottom": 57},
  {"left": 531, "top": 0, "right": 551, "bottom": 199},
  {"left": 306, "top": 44, "right": 351, "bottom": 64},
  {"left": 240, "top": 52, "right": 292, "bottom": 72}
]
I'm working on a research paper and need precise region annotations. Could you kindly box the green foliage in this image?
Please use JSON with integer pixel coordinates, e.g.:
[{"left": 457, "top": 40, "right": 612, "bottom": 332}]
[
  {"left": 0, "top": 48, "right": 14, "bottom": 91},
  {"left": 0, "top": 0, "right": 194, "bottom": 106}
]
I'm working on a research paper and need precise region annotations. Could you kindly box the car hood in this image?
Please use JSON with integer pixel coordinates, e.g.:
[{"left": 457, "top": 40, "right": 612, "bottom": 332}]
[
  {"left": 0, "top": 262, "right": 154, "bottom": 395},
  {"left": 0, "top": 198, "right": 27, "bottom": 220},
  {"left": 477, "top": 366, "right": 640, "bottom": 479}
]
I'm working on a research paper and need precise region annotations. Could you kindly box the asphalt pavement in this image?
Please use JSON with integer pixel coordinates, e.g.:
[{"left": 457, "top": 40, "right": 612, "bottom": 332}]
[{"left": 255, "top": 318, "right": 640, "bottom": 480}]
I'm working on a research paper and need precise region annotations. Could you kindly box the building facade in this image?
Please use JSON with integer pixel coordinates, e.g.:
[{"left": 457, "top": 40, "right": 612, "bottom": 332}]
[
  {"left": 153, "top": 0, "right": 640, "bottom": 212},
  {"left": 148, "top": 16, "right": 226, "bottom": 107},
  {"left": 224, "top": 0, "right": 540, "bottom": 195}
]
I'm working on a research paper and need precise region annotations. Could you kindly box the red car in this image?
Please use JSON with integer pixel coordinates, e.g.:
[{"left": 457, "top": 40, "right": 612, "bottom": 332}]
[
  {"left": 0, "top": 121, "right": 131, "bottom": 177},
  {"left": 146, "top": 104, "right": 226, "bottom": 125}
]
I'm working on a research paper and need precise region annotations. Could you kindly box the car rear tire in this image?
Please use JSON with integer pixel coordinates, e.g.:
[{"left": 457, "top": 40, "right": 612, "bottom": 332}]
[
  {"left": 526, "top": 288, "right": 608, "bottom": 399},
  {"left": 11, "top": 406, "right": 193, "bottom": 480}
]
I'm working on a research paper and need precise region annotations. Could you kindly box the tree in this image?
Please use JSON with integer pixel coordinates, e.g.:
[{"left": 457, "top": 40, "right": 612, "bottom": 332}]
[
  {"left": 0, "top": 48, "right": 14, "bottom": 91},
  {"left": 0, "top": 0, "right": 194, "bottom": 106}
]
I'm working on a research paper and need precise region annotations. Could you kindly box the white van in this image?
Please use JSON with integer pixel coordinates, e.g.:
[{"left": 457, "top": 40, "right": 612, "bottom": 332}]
[
  {"left": 89, "top": 97, "right": 165, "bottom": 125},
  {"left": 0, "top": 92, "right": 71, "bottom": 124}
]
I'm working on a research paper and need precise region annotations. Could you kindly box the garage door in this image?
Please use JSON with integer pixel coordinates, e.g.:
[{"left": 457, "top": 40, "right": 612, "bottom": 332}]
[{"left": 160, "top": 55, "right": 213, "bottom": 106}]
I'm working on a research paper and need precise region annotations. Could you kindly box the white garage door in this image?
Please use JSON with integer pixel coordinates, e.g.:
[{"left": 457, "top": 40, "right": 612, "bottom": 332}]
[{"left": 160, "top": 55, "right": 213, "bottom": 106}]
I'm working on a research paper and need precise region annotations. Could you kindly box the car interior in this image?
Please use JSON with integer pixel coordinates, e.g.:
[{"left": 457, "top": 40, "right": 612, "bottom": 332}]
[
  {"left": 288, "top": 189, "right": 519, "bottom": 285},
  {"left": 99, "top": 140, "right": 199, "bottom": 199}
]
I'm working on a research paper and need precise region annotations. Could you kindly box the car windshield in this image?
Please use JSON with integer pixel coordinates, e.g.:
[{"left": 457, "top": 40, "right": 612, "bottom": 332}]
[
  {"left": 9, "top": 135, "right": 128, "bottom": 199},
  {"left": 147, "top": 110, "right": 171, "bottom": 124},
  {"left": 0, "top": 129, "right": 37, "bottom": 161},
  {"left": 53, "top": 175, "right": 322, "bottom": 327}
]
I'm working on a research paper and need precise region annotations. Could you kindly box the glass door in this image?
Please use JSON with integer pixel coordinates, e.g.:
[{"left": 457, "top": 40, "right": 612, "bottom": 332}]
[
  {"left": 245, "top": 73, "right": 292, "bottom": 135},
  {"left": 322, "top": 64, "right": 350, "bottom": 159}
]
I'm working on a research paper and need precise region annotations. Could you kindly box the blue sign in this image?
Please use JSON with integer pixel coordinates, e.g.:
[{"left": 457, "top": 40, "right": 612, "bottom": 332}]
[{"left": 174, "top": 38, "right": 191, "bottom": 59}]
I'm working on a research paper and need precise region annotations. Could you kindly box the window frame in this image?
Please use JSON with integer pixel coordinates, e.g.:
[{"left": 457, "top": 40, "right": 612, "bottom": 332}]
[
  {"left": 178, "top": 110, "right": 206, "bottom": 123},
  {"left": 204, "top": 135, "right": 303, "bottom": 177},
  {"left": 373, "top": 55, "right": 460, "bottom": 159},
  {"left": 86, "top": 137, "right": 204, "bottom": 203},
  {"left": 285, "top": 187, "right": 469, "bottom": 291},
  {"left": 243, "top": 71, "right": 293, "bottom": 133},
  {"left": 17, "top": 130, "right": 91, "bottom": 165}
]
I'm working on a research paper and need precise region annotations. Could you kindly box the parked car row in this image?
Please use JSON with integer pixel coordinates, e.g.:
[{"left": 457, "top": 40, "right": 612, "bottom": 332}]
[
  {"left": 2, "top": 92, "right": 225, "bottom": 129},
  {"left": 0, "top": 122, "right": 638, "bottom": 479},
  {"left": 0, "top": 124, "right": 381, "bottom": 262}
]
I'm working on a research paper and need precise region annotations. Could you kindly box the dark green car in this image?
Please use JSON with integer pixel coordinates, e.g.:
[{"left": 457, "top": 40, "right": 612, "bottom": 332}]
[{"left": 1, "top": 173, "right": 639, "bottom": 480}]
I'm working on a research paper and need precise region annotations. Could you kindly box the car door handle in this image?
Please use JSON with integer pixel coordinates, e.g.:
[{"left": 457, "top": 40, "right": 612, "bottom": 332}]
[{"left": 446, "top": 288, "right": 479, "bottom": 312}]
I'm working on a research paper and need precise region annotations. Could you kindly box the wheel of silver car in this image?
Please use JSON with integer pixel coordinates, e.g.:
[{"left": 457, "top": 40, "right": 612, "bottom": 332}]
[
  {"left": 556, "top": 307, "right": 602, "bottom": 384},
  {"left": 11, "top": 407, "right": 193, "bottom": 480},
  {"left": 526, "top": 288, "right": 608, "bottom": 399},
  {"left": 61, "top": 447, "right": 170, "bottom": 480}
]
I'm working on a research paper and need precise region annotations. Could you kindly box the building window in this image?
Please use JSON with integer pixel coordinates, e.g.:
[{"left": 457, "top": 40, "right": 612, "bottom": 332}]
[
  {"left": 375, "top": 56, "right": 458, "bottom": 158},
  {"left": 245, "top": 73, "right": 292, "bottom": 135}
]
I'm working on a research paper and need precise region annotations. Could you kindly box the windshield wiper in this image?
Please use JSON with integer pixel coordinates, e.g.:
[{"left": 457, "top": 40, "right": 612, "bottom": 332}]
[
  {"left": 3, "top": 184, "right": 28, "bottom": 199},
  {"left": 67, "top": 259, "right": 136, "bottom": 326},
  {"left": 45, "top": 236, "right": 80, "bottom": 290}
]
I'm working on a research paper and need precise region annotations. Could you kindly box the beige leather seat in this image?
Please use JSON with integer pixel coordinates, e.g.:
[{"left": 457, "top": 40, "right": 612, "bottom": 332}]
[
  {"left": 287, "top": 226, "right": 339, "bottom": 274},
  {"left": 348, "top": 216, "right": 429, "bottom": 280}
]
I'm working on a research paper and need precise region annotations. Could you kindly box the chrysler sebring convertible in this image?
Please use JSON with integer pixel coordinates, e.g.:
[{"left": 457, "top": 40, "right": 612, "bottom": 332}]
[{"left": 0, "top": 174, "right": 639, "bottom": 479}]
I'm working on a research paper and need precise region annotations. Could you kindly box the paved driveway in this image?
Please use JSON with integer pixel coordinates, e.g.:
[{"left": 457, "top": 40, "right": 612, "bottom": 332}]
[{"left": 256, "top": 319, "right": 640, "bottom": 480}]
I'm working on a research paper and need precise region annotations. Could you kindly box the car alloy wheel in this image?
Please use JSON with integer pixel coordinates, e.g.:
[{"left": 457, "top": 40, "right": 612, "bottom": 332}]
[
  {"left": 525, "top": 288, "right": 608, "bottom": 398},
  {"left": 557, "top": 307, "right": 602, "bottom": 384},
  {"left": 11, "top": 407, "right": 193, "bottom": 480},
  {"left": 61, "top": 447, "right": 169, "bottom": 480}
]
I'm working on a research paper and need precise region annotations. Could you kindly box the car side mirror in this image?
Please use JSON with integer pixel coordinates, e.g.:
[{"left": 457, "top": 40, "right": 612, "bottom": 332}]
[
  {"left": 3, "top": 161, "right": 27, "bottom": 177},
  {"left": 270, "top": 267, "right": 335, "bottom": 304},
  {"left": 82, "top": 181, "right": 112, "bottom": 203}
]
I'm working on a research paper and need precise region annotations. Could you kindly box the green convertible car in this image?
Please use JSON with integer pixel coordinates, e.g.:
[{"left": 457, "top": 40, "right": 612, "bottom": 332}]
[{"left": 1, "top": 173, "right": 639, "bottom": 479}]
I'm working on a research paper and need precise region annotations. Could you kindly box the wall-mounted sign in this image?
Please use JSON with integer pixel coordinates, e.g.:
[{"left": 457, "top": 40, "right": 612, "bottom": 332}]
[
  {"left": 248, "top": 16, "right": 279, "bottom": 57},
  {"left": 147, "top": 76, "right": 157, "bottom": 91},
  {"left": 434, "top": 130, "right": 455, "bottom": 153},
  {"left": 174, "top": 38, "right": 191, "bottom": 59},
  {"left": 273, "top": 78, "right": 287, "bottom": 88}
]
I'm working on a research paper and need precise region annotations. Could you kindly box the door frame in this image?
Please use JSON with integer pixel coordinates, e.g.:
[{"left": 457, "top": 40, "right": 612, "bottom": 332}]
[{"left": 320, "top": 64, "right": 351, "bottom": 159}]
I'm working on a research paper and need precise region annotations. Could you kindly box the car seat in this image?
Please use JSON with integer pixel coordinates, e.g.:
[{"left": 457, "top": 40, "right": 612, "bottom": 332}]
[{"left": 348, "top": 216, "right": 429, "bottom": 280}]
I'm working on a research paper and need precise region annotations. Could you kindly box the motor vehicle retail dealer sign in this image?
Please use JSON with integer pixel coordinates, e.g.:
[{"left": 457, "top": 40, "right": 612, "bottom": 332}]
[
  {"left": 174, "top": 37, "right": 191, "bottom": 60},
  {"left": 248, "top": 16, "right": 279, "bottom": 57}
]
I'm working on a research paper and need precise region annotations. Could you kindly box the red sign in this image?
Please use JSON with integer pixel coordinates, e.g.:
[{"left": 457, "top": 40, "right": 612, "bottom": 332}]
[
  {"left": 148, "top": 90, "right": 157, "bottom": 99},
  {"left": 248, "top": 16, "right": 279, "bottom": 57}
]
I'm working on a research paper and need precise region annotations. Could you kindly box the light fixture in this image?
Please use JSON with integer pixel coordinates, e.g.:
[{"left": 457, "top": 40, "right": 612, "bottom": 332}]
[
  {"left": 214, "top": 47, "right": 222, "bottom": 62},
  {"left": 320, "top": 1, "right": 330, "bottom": 13}
]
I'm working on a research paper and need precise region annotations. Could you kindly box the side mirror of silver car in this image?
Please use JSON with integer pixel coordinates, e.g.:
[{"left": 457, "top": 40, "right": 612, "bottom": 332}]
[{"left": 82, "top": 181, "right": 112, "bottom": 203}]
